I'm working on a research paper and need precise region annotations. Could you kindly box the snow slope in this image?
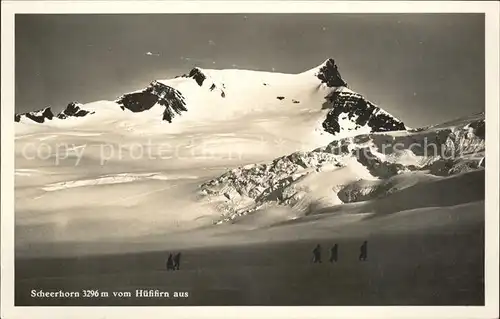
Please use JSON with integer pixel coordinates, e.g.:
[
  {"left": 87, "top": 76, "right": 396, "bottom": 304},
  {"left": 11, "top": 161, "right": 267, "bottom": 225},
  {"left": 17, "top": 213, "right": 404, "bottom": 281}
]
[
  {"left": 201, "top": 112, "right": 485, "bottom": 225},
  {"left": 14, "top": 60, "right": 484, "bottom": 257}
]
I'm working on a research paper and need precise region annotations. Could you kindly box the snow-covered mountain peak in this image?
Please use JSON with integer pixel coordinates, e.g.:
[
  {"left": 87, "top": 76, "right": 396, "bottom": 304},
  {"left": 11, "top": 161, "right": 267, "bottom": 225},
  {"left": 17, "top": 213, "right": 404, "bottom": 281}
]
[
  {"left": 301, "top": 58, "right": 348, "bottom": 88},
  {"left": 15, "top": 60, "right": 406, "bottom": 140}
]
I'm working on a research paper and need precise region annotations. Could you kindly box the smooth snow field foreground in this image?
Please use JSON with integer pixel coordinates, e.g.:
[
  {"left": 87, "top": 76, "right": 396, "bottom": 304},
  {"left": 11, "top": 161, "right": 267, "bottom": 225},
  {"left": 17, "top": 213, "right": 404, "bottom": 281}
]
[{"left": 17, "top": 201, "right": 484, "bottom": 305}]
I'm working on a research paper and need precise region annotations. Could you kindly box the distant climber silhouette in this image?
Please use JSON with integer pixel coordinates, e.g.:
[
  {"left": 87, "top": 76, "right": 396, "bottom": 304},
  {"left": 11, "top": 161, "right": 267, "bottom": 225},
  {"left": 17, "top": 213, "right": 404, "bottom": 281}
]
[
  {"left": 312, "top": 244, "right": 322, "bottom": 263},
  {"left": 329, "top": 244, "right": 338, "bottom": 263},
  {"left": 173, "top": 252, "right": 182, "bottom": 270},
  {"left": 166, "top": 253, "right": 175, "bottom": 271},
  {"left": 359, "top": 241, "right": 368, "bottom": 261}
]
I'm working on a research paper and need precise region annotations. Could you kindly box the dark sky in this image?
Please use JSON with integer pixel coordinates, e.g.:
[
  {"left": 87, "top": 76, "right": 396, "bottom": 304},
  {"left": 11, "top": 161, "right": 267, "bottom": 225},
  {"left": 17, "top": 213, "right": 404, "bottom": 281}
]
[{"left": 15, "top": 14, "right": 484, "bottom": 127}]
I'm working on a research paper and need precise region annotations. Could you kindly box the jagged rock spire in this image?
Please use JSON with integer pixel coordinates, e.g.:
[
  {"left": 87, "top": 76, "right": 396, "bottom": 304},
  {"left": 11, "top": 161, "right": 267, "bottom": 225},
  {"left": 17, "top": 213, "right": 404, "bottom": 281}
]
[
  {"left": 188, "top": 67, "right": 206, "bottom": 86},
  {"left": 316, "top": 58, "right": 348, "bottom": 88},
  {"left": 57, "top": 102, "right": 93, "bottom": 119}
]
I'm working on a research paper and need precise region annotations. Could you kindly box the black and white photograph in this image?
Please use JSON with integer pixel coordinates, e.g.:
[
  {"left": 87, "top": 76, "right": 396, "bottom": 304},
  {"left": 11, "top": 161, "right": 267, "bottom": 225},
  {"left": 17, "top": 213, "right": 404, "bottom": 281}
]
[{"left": 1, "top": 1, "right": 499, "bottom": 318}]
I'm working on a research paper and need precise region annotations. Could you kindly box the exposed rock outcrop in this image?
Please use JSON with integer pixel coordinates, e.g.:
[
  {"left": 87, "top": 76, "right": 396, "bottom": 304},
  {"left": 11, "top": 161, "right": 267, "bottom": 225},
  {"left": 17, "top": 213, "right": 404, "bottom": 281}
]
[
  {"left": 188, "top": 67, "right": 206, "bottom": 86},
  {"left": 322, "top": 89, "right": 406, "bottom": 136},
  {"left": 15, "top": 107, "right": 54, "bottom": 123},
  {"left": 57, "top": 102, "right": 94, "bottom": 119},
  {"left": 316, "top": 58, "right": 348, "bottom": 88},
  {"left": 117, "top": 81, "right": 187, "bottom": 123}
]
